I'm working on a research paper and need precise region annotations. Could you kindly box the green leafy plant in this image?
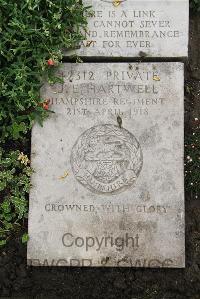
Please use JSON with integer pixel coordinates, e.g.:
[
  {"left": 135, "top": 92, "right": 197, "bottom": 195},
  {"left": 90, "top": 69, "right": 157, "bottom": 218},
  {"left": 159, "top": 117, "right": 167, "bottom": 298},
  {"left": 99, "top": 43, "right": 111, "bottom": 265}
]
[
  {"left": 0, "top": 149, "right": 32, "bottom": 245},
  {"left": 0, "top": 0, "right": 88, "bottom": 245},
  {"left": 190, "top": 0, "right": 200, "bottom": 11},
  {"left": 0, "top": 0, "right": 88, "bottom": 143},
  {"left": 21, "top": 232, "right": 29, "bottom": 244}
]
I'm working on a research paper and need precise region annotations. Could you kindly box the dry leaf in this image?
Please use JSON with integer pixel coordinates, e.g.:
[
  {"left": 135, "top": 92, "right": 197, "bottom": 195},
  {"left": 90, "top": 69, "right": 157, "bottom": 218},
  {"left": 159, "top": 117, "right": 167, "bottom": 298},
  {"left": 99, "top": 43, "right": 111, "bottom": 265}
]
[
  {"left": 113, "top": 0, "right": 121, "bottom": 7},
  {"left": 59, "top": 171, "right": 69, "bottom": 180},
  {"left": 153, "top": 75, "right": 161, "bottom": 81}
]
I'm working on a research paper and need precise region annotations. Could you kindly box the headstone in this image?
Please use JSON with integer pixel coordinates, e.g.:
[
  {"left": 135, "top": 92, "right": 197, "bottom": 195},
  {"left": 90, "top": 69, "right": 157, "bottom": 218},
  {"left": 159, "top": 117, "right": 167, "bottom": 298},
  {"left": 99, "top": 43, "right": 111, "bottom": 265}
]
[
  {"left": 28, "top": 62, "right": 185, "bottom": 267},
  {"left": 65, "top": 0, "right": 189, "bottom": 58}
]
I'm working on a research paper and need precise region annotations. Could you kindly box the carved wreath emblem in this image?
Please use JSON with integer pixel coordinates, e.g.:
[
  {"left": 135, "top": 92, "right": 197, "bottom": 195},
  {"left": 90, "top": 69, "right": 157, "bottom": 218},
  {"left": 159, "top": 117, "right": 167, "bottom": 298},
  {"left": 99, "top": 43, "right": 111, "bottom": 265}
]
[{"left": 70, "top": 124, "right": 143, "bottom": 195}]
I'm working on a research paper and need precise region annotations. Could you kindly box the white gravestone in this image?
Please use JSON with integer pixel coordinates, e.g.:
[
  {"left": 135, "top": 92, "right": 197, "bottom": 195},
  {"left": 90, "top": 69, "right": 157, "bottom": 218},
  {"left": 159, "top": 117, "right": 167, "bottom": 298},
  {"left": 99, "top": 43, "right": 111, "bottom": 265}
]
[
  {"left": 28, "top": 63, "right": 185, "bottom": 267},
  {"left": 66, "top": 0, "right": 189, "bottom": 58}
]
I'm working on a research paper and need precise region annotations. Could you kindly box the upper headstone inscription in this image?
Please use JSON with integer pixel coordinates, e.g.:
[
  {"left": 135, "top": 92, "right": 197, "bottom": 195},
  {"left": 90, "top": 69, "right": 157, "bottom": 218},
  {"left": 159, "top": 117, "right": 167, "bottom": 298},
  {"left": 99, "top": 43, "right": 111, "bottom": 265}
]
[{"left": 66, "top": 0, "right": 189, "bottom": 58}]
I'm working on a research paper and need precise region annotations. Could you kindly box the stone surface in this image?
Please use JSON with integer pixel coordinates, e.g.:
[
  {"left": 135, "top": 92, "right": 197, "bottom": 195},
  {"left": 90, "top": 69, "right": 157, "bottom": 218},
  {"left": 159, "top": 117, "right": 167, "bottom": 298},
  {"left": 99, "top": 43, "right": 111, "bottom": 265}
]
[
  {"left": 28, "top": 63, "right": 185, "bottom": 267},
  {"left": 65, "top": 0, "right": 189, "bottom": 58}
]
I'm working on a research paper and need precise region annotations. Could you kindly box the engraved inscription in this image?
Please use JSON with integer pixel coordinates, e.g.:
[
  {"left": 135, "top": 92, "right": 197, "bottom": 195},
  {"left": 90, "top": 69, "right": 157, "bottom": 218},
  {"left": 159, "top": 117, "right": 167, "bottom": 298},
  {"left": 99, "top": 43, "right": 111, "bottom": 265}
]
[
  {"left": 28, "top": 63, "right": 185, "bottom": 268},
  {"left": 69, "top": 0, "right": 189, "bottom": 57},
  {"left": 71, "top": 124, "right": 143, "bottom": 194}
]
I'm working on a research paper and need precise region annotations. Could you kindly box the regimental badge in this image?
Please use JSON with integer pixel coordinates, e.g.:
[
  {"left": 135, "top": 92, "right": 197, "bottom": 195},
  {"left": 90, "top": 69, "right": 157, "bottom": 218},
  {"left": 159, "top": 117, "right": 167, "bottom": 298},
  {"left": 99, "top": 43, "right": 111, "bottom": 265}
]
[{"left": 71, "top": 124, "right": 143, "bottom": 195}]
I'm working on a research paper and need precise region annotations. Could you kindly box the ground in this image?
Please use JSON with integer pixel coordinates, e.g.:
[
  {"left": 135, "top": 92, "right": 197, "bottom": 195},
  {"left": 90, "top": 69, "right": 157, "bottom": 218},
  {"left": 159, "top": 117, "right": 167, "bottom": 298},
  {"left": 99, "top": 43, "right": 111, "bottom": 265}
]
[{"left": 0, "top": 14, "right": 199, "bottom": 299}]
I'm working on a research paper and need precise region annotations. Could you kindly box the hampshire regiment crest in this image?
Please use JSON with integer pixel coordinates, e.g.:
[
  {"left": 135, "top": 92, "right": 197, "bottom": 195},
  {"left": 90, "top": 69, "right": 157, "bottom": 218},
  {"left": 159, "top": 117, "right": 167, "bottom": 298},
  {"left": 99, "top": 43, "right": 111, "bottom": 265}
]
[{"left": 71, "top": 124, "right": 143, "bottom": 195}]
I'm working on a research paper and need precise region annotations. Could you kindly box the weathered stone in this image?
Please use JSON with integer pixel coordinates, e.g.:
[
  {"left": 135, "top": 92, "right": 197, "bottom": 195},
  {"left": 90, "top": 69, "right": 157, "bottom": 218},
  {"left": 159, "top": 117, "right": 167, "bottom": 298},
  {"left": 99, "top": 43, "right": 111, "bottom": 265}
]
[
  {"left": 65, "top": 0, "right": 189, "bottom": 58},
  {"left": 28, "top": 63, "right": 185, "bottom": 267}
]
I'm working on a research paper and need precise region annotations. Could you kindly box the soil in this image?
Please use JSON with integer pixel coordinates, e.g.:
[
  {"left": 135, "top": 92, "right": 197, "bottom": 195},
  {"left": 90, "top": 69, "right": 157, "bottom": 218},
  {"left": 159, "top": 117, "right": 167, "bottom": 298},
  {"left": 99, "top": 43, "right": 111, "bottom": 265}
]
[{"left": 0, "top": 13, "right": 200, "bottom": 299}]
